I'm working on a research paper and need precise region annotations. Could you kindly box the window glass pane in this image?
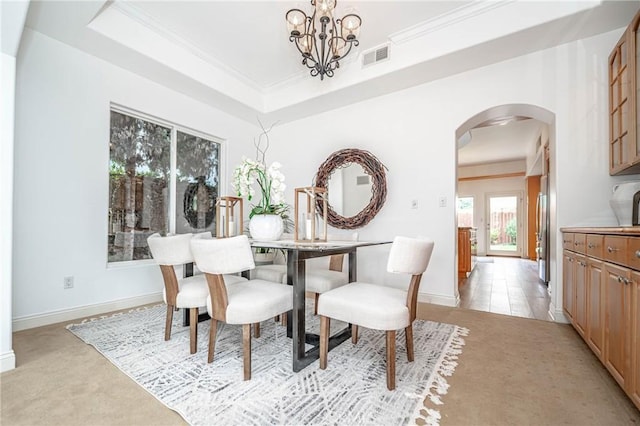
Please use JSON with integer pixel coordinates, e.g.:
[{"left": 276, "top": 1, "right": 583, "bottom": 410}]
[
  {"left": 456, "top": 196, "right": 474, "bottom": 227},
  {"left": 175, "top": 131, "right": 220, "bottom": 235},
  {"left": 108, "top": 111, "right": 171, "bottom": 262}
]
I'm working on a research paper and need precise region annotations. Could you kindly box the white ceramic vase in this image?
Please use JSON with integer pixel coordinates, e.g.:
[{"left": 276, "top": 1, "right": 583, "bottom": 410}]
[
  {"left": 249, "top": 214, "right": 283, "bottom": 241},
  {"left": 610, "top": 181, "right": 640, "bottom": 226}
]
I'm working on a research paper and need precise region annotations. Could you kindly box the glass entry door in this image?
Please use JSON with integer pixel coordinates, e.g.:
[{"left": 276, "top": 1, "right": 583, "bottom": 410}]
[{"left": 486, "top": 192, "right": 521, "bottom": 256}]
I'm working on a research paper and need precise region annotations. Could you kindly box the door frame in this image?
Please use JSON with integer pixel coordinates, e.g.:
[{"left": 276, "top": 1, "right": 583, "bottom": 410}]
[{"left": 485, "top": 191, "right": 523, "bottom": 257}]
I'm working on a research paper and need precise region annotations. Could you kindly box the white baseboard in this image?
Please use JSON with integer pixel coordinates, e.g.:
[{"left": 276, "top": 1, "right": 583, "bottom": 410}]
[
  {"left": 418, "top": 292, "right": 458, "bottom": 307},
  {"left": 1, "top": 350, "right": 16, "bottom": 372},
  {"left": 547, "top": 302, "right": 570, "bottom": 324},
  {"left": 12, "top": 293, "right": 163, "bottom": 332}
]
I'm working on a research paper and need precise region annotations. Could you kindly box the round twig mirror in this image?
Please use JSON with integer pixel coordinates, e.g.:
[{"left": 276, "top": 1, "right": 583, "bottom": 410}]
[{"left": 313, "top": 149, "right": 388, "bottom": 229}]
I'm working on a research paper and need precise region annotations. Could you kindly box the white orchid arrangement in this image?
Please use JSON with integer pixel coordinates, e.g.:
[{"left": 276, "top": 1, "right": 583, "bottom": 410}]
[
  {"left": 232, "top": 120, "right": 289, "bottom": 219},
  {"left": 232, "top": 157, "right": 288, "bottom": 218}
]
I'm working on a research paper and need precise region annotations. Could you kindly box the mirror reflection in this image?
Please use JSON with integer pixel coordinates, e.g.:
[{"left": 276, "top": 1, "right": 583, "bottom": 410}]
[
  {"left": 327, "top": 163, "right": 373, "bottom": 217},
  {"left": 314, "top": 148, "right": 387, "bottom": 229}
]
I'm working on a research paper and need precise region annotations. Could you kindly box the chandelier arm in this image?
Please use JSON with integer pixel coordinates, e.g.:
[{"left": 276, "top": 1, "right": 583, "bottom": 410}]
[{"left": 285, "top": 2, "right": 361, "bottom": 80}]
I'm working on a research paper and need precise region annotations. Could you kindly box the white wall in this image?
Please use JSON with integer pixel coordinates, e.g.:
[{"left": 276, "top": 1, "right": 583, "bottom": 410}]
[
  {"left": 12, "top": 29, "right": 258, "bottom": 329},
  {"left": 267, "top": 28, "right": 632, "bottom": 313},
  {"left": 1, "top": 0, "right": 29, "bottom": 373},
  {"left": 1, "top": 53, "right": 17, "bottom": 371}
]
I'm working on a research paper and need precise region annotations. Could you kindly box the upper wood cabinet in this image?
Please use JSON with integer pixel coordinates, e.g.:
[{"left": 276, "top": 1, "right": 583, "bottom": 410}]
[{"left": 609, "top": 9, "right": 640, "bottom": 175}]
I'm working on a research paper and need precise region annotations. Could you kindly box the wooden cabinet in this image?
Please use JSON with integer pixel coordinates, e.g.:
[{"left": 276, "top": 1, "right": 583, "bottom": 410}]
[
  {"left": 458, "top": 227, "right": 476, "bottom": 281},
  {"left": 587, "top": 257, "right": 604, "bottom": 359},
  {"left": 631, "top": 270, "right": 640, "bottom": 407},
  {"left": 609, "top": 9, "right": 640, "bottom": 175},
  {"left": 562, "top": 250, "right": 576, "bottom": 320},
  {"left": 603, "top": 262, "right": 631, "bottom": 388},
  {"left": 574, "top": 254, "right": 588, "bottom": 337},
  {"left": 562, "top": 228, "right": 639, "bottom": 410}
]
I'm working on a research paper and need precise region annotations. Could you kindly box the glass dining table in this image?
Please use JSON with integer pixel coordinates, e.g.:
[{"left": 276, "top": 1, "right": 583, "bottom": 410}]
[{"left": 245, "top": 239, "right": 391, "bottom": 372}]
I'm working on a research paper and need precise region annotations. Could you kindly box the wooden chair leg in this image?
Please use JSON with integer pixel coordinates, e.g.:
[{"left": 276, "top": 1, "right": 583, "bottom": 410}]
[
  {"left": 254, "top": 322, "right": 261, "bottom": 338},
  {"left": 386, "top": 330, "right": 396, "bottom": 390},
  {"left": 405, "top": 323, "right": 414, "bottom": 362},
  {"left": 189, "top": 307, "right": 198, "bottom": 354},
  {"left": 314, "top": 293, "right": 320, "bottom": 315},
  {"left": 320, "top": 316, "right": 330, "bottom": 369},
  {"left": 243, "top": 324, "right": 252, "bottom": 381},
  {"left": 165, "top": 304, "right": 174, "bottom": 341},
  {"left": 352, "top": 324, "right": 359, "bottom": 344},
  {"left": 281, "top": 312, "right": 288, "bottom": 327},
  {"left": 208, "top": 319, "right": 218, "bottom": 363}
]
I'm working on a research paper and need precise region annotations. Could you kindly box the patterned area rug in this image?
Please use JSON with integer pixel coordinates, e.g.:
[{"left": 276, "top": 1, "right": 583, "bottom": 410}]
[{"left": 67, "top": 304, "right": 468, "bottom": 425}]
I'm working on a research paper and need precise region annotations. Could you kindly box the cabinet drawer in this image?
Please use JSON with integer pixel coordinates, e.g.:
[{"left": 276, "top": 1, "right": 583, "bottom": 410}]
[
  {"left": 573, "top": 233, "right": 587, "bottom": 254},
  {"left": 627, "top": 237, "right": 640, "bottom": 270},
  {"left": 563, "top": 233, "right": 575, "bottom": 250},
  {"left": 604, "top": 236, "right": 628, "bottom": 265},
  {"left": 587, "top": 235, "right": 604, "bottom": 259}
]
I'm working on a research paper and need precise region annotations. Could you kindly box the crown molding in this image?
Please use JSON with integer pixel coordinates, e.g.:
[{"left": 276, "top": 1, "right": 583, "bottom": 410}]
[
  {"left": 389, "top": 0, "right": 513, "bottom": 44},
  {"left": 107, "top": 1, "right": 264, "bottom": 92}
]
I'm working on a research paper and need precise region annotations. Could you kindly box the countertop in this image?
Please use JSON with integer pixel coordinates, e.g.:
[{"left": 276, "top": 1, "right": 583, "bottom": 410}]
[{"left": 561, "top": 226, "right": 640, "bottom": 236}]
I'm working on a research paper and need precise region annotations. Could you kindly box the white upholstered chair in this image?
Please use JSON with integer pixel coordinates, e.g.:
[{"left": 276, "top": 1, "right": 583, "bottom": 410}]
[
  {"left": 147, "top": 232, "right": 207, "bottom": 354},
  {"left": 252, "top": 233, "right": 358, "bottom": 314},
  {"left": 318, "top": 236, "right": 435, "bottom": 390},
  {"left": 190, "top": 235, "right": 293, "bottom": 380},
  {"left": 147, "top": 232, "right": 246, "bottom": 354}
]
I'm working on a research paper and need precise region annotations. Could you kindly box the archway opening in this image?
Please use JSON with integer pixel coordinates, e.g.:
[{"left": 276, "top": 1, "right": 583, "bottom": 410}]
[{"left": 455, "top": 103, "right": 556, "bottom": 321}]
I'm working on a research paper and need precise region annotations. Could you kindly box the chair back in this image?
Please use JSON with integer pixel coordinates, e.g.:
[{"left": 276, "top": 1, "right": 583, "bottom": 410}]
[
  {"left": 386, "top": 236, "right": 435, "bottom": 275},
  {"left": 190, "top": 235, "right": 255, "bottom": 275},
  {"left": 147, "top": 233, "right": 194, "bottom": 265},
  {"left": 192, "top": 231, "right": 213, "bottom": 240}
]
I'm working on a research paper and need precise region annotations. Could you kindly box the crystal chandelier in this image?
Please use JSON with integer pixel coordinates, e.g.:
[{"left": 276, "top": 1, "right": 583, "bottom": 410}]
[{"left": 285, "top": 0, "right": 362, "bottom": 80}]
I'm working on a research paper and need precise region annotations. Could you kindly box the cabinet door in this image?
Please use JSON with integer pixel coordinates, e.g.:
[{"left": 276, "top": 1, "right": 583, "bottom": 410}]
[
  {"left": 574, "top": 254, "right": 588, "bottom": 337},
  {"left": 610, "top": 30, "right": 631, "bottom": 174},
  {"left": 563, "top": 250, "right": 575, "bottom": 319},
  {"left": 630, "top": 271, "right": 640, "bottom": 407},
  {"left": 587, "top": 258, "right": 604, "bottom": 360},
  {"left": 630, "top": 10, "right": 640, "bottom": 168},
  {"left": 604, "top": 263, "right": 631, "bottom": 388}
]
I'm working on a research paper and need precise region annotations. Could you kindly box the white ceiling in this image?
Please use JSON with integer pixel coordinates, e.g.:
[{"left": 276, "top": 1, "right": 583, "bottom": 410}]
[
  {"left": 21, "top": 1, "right": 639, "bottom": 165},
  {"left": 457, "top": 119, "right": 544, "bottom": 167}
]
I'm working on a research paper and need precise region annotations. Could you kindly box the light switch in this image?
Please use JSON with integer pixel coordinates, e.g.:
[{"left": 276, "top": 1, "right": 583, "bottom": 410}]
[{"left": 438, "top": 196, "right": 447, "bottom": 207}]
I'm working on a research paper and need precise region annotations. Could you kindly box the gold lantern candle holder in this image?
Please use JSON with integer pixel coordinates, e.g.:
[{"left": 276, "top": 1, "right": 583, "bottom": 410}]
[
  {"left": 215, "top": 196, "right": 243, "bottom": 238},
  {"left": 294, "top": 187, "right": 327, "bottom": 242}
]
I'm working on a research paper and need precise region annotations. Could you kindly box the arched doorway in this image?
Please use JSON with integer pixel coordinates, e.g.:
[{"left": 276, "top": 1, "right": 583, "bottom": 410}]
[{"left": 455, "top": 104, "right": 556, "bottom": 321}]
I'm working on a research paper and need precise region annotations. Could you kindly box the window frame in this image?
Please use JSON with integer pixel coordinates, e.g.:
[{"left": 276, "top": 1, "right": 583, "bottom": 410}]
[{"left": 107, "top": 103, "right": 227, "bottom": 268}]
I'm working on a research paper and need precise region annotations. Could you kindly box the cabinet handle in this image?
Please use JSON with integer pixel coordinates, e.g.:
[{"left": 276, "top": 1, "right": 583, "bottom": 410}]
[
  {"left": 607, "top": 246, "right": 619, "bottom": 253},
  {"left": 588, "top": 243, "right": 595, "bottom": 249},
  {"left": 635, "top": 250, "right": 640, "bottom": 258},
  {"left": 617, "top": 276, "right": 623, "bottom": 283},
  {"left": 625, "top": 278, "right": 631, "bottom": 285}
]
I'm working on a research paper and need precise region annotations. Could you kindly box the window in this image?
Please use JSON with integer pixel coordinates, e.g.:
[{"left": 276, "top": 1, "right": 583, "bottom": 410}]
[
  {"left": 456, "top": 196, "right": 474, "bottom": 227},
  {"left": 108, "top": 108, "right": 221, "bottom": 263}
]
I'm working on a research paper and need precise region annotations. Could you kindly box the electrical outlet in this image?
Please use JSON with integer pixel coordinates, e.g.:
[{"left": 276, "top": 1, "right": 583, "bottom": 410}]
[
  {"left": 410, "top": 199, "right": 418, "bottom": 209},
  {"left": 438, "top": 196, "right": 447, "bottom": 207},
  {"left": 63, "top": 276, "right": 74, "bottom": 289}
]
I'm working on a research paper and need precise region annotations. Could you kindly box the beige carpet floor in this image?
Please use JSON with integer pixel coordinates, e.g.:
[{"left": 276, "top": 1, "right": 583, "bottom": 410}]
[{"left": 1, "top": 302, "right": 639, "bottom": 426}]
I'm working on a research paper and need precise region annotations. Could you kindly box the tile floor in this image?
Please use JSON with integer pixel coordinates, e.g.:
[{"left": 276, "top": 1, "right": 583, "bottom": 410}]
[{"left": 458, "top": 256, "right": 551, "bottom": 321}]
